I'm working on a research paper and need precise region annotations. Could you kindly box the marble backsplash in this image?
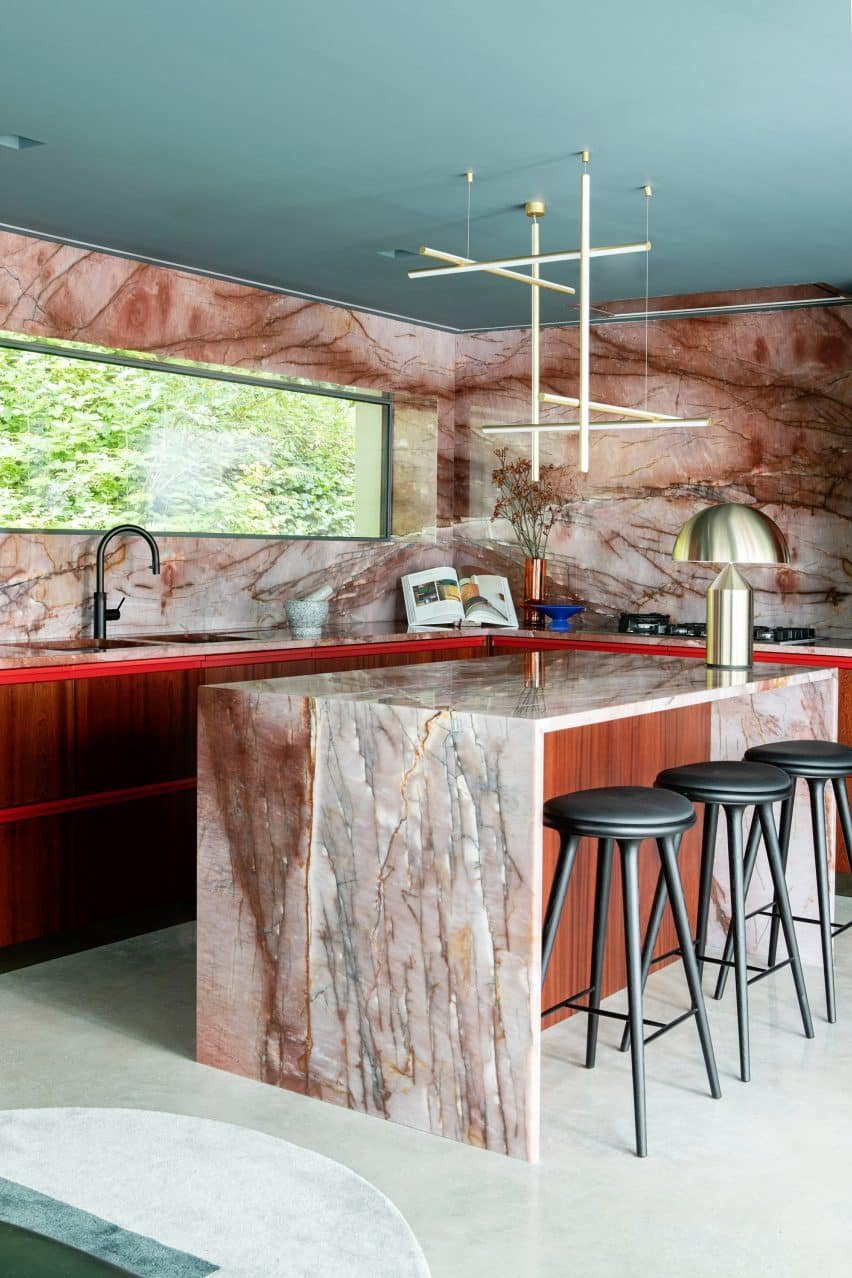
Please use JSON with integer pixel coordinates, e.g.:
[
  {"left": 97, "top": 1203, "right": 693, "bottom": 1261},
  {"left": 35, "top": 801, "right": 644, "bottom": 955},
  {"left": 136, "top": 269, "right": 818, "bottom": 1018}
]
[
  {"left": 0, "top": 232, "right": 454, "bottom": 639},
  {"left": 0, "top": 228, "right": 849, "bottom": 639},
  {"left": 455, "top": 302, "right": 852, "bottom": 634}
]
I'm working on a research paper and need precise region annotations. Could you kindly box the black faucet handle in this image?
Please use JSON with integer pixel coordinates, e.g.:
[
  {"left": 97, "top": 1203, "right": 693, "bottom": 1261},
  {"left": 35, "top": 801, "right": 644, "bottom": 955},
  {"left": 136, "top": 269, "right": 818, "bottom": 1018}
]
[{"left": 105, "top": 595, "right": 126, "bottom": 623}]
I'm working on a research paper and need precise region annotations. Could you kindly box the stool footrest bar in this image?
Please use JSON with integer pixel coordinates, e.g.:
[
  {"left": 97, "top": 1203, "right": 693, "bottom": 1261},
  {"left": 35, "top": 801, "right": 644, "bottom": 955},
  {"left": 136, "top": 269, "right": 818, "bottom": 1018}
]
[
  {"left": 542, "top": 989, "right": 700, "bottom": 1046},
  {"left": 753, "top": 904, "right": 852, "bottom": 938}
]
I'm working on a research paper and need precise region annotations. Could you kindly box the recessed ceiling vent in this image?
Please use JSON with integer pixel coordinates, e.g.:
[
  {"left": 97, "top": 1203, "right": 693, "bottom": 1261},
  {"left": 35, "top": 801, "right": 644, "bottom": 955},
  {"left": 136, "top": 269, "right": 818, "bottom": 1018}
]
[{"left": 0, "top": 134, "right": 44, "bottom": 151}]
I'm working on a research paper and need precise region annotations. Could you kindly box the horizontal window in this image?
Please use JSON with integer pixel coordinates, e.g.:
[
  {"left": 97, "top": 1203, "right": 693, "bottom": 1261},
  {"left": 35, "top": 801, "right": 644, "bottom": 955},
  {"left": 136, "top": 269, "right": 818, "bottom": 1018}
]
[{"left": 0, "top": 333, "right": 391, "bottom": 539}]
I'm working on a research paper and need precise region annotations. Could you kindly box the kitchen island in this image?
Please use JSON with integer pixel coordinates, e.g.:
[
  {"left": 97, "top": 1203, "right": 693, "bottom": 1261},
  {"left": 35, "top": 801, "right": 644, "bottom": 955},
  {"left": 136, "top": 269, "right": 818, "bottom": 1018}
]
[{"left": 196, "top": 650, "right": 837, "bottom": 1161}]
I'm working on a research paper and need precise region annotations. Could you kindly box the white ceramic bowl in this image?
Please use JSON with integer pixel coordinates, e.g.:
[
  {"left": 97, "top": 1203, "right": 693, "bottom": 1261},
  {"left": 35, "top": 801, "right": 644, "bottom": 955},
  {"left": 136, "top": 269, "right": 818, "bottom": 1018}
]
[{"left": 285, "top": 599, "right": 330, "bottom": 637}]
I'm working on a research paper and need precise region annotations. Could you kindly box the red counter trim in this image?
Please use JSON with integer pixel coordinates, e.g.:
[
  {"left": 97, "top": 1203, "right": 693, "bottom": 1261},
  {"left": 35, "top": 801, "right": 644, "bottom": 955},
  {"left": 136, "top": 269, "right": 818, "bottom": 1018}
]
[
  {"left": 0, "top": 776, "right": 197, "bottom": 826},
  {"left": 0, "top": 634, "right": 489, "bottom": 686},
  {"left": 0, "top": 631, "right": 848, "bottom": 688},
  {"left": 491, "top": 634, "right": 852, "bottom": 670}
]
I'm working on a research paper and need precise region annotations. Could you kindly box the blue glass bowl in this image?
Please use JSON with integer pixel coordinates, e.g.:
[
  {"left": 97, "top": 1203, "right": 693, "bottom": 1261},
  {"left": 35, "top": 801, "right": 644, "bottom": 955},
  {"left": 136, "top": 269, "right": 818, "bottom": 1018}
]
[{"left": 527, "top": 603, "right": 585, "bottom": 633}]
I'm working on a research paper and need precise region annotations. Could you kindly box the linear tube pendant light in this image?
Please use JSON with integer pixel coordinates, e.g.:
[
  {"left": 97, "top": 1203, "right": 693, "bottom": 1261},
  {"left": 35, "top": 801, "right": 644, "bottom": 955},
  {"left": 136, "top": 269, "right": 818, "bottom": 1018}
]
[
  {"left": 416, "top": 246, "right": 577, "bottom": 297},
  {"left": 409, "top": 155, "right": 710, "bottom": 475},
  {"left": 409, "top": 240, "right": 650, "bottom": 278}
]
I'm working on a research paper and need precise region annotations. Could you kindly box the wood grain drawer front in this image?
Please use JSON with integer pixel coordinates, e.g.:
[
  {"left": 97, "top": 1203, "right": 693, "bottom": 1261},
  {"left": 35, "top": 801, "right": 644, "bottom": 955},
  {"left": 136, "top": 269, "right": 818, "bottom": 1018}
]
[
  {"left": 0, "top": 681, "right": 75, "bottom": 808},
  {"left": 0, "top": 791, "right": 196, "bottom": 948},
  {"left": 74, "top": 670, "right": 200, "bottom": 793},
  {"left": 203, "top": 659, "right": 316, "bottom": 685}
]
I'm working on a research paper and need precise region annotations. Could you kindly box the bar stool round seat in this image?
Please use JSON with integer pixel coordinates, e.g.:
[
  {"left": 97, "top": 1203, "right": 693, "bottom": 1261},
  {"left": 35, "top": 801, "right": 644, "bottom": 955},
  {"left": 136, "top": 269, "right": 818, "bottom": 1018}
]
[
  {"left": 543, "top": 785, "right": 696, "bottom": 839},
  {"left": 744, "top": 739, "right": 852, "bottom": 779},
  {"left": 656, "top": 760, "right": 792, "bottom": 805},
  {"left": 729, "top": 738, "right": 852, "bottom": 1022},
  {"left": 648, "top": 760, "right": 813, "bottom": 1082},
  {"left": 541, "top": 784, "right": 720, "bottom": 1158}
]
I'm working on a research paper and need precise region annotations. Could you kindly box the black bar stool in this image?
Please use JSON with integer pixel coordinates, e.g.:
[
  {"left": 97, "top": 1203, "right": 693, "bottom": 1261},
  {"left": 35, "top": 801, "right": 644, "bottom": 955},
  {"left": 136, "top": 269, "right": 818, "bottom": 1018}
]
[
  {"left": 636, "top": 761, "right": 814, "bottom": 1082},
  {"left": 715, "top": 740, "right": 852, "bottom": 1023},
  {"left": 542, "top": 785, "right": 721, "bottom": 1158}
]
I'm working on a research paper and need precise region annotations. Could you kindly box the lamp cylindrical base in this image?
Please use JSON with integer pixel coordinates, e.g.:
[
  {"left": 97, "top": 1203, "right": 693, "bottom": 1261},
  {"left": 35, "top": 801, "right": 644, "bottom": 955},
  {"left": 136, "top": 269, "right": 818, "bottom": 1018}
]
[{"left": 705, "top": 564, "right": 754, "bottom": 669}]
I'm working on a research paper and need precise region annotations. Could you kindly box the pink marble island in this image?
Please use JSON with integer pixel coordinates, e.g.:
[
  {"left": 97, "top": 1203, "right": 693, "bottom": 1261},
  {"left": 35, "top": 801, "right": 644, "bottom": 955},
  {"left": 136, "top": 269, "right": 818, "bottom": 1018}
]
[{"left": 196, "top": 650, "right": 837, "bottom": 1161}]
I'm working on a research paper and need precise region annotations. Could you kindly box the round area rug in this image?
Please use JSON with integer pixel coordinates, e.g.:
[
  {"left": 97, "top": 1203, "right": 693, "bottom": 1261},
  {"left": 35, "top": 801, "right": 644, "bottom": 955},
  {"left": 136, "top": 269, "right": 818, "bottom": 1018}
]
[{"left": 0, "top": 1108, "right": 431, "bottom": 1278}]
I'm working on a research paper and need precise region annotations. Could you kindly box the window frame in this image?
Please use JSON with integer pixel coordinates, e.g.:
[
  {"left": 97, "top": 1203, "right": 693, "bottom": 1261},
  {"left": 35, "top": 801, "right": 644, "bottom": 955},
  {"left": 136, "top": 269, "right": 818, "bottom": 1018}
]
[{"left": 0, "top": 332, "right": 394, "bottom": 541}]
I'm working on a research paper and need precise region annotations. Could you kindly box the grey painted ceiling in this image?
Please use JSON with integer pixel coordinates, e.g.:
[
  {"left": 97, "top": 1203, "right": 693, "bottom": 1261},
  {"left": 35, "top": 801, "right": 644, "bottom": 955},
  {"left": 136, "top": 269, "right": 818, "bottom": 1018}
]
[{"left": 1, "top": 0, "right": 851, "bottom": 331}]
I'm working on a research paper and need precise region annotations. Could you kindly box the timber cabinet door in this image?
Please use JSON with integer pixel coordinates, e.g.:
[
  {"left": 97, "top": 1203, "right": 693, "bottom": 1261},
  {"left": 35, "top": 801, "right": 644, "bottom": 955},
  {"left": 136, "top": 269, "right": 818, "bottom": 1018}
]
[
  {"left": 0, "top": 638, "right": 494, "bottom": 948},
  {"left": 73, "top": 669, "right": 200, "bottom": 794},
  {"left": 0, "top": 680, "right": 75, "bottom": 808}
]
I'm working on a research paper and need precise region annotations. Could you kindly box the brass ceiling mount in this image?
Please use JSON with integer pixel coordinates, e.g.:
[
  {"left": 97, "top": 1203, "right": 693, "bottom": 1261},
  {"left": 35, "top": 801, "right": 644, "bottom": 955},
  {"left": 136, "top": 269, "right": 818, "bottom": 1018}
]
[{"left": 524, "top": 200, "right": 546, "bottom": 218}]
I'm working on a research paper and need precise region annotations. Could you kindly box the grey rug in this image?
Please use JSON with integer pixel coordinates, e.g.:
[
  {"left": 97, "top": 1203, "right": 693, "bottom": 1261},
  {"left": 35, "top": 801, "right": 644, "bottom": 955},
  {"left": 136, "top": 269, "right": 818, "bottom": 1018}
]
[{"left": 0, "top": 1108, "right": 431, "bottom": 1277}]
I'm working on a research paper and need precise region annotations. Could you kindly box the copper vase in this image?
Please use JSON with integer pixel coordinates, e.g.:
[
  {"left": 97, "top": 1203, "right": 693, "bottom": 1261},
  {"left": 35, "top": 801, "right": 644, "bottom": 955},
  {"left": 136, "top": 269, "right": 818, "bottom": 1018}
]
[{"left": 522, "top": 557, "right": 547, "bottom": 629}]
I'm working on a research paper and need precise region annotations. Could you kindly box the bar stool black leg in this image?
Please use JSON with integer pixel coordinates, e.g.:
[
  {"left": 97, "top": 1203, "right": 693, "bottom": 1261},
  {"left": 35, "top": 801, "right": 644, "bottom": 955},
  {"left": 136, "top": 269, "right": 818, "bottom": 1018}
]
[
  {"left": 656, "top": 835, "right": 722, "bottom": 1101},
  {"left": 618, "top": 839, "right": 647, "bottom": 1158},
  {"left": 808, "top": 778, "right": 836, "bottom": 1023},
  {"left": 833, "top": 776, "right": 852, "bottom": 869},
  {"left": 767, "top": 792, "right": 795, "bottom": 969},
  {"left": 696, "top": 803, "right": 719, "bottom": 980},
  {"left": 725, "top": 804, "right": 750, "bottom": 1082},
  {"left": 757, "top": 803, "right": 814, "bottom": 1039},
  {"left": 617, "top": 856, "right": 669, "bottom": 1054},
  {"left": 586, "top": 838, "right": 614, "bottom": 1069},
  {"left": 542, "top": 832, "right": 581, "bottom": 983},
  {"left": 714, "top": 809, "right": 763, "bottom": 999}
]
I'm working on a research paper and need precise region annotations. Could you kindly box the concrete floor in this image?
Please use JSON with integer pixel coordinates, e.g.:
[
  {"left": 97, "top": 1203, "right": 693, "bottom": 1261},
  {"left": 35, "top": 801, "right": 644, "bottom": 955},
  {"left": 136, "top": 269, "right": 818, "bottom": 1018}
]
[{"left": 1, "top": 907, "right": 850, "bottom": 1278}]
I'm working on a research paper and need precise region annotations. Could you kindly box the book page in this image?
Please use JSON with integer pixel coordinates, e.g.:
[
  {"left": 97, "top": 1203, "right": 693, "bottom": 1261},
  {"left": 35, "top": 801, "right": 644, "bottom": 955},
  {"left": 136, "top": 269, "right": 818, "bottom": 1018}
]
[
  {"left": 459, "top": 575, "right": 518, "bottom": 627},
  {"left": 401, "top": 567, "right": 464, "bottom": 626}
]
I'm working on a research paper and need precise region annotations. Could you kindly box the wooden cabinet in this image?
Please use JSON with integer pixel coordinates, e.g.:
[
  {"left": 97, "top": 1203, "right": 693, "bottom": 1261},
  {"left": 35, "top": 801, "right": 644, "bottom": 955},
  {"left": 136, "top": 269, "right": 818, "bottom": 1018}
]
[
  {"left": 0, "top": 637, "right": 490, "bottom": 948},
  {"left": 839, "top": 669, "right": 851, "bottom": 873},
  {"left": 203, "top": 658, "right": 315, "bottom": 685},
  {"left": 74, "top": 669, "right": 200, "bottom": 792},
  {"left": 0, "top": 681, "right": 75, "bottom": 807}
]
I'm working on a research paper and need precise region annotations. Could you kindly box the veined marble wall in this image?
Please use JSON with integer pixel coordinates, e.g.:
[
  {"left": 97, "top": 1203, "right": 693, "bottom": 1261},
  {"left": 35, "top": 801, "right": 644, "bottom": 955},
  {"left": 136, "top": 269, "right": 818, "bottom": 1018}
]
[
  {"left": 454, "top": 299, "right": 852, "bottom": 635},
  {"left": 0, "top": 232, "right": 454, "bottom": 639},
  {"left": 0, "top": 228, "right": 849, "bottom": 638}
]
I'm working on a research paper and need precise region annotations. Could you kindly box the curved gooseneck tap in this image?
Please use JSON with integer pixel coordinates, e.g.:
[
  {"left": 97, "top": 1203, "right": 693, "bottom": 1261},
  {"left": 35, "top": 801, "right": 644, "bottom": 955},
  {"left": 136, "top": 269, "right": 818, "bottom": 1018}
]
[{"left": 93, "top": 524, "right": 161, "bottom": 639}]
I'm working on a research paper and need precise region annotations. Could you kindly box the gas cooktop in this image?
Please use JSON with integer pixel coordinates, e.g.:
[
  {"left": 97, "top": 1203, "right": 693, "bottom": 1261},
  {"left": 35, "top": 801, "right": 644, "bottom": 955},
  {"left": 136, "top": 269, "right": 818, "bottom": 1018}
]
[{"left": 618, "top": 613, "right": 817, "bottom": 645}]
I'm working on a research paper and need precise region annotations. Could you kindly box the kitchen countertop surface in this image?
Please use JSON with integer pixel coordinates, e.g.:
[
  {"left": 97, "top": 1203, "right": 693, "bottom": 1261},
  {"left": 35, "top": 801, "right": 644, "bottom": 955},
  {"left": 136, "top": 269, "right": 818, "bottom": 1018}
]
[
  {"left": 206, "top": 647, "right": 834, "bottom": 733},
  {"left": 0, "top": 621, "right": 849, "bottom": 672},
  {"left": 562, "top": 629, "right": 852, "bottom": 657}
]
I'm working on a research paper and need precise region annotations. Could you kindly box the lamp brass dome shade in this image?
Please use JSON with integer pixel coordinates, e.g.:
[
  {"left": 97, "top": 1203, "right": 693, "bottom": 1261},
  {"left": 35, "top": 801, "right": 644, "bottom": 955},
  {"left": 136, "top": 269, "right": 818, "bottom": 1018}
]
[{"left": 672, "top": 503, "right": 790, "bottom": 565}]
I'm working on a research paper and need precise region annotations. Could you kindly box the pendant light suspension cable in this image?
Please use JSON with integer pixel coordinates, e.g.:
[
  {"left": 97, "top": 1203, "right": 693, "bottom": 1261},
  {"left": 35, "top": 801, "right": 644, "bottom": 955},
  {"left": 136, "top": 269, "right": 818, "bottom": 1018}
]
[
  {"left": 643, "top": 184, "right": 651, "bottom": 412},
  {"left": 413, "top": 155, "right": 710, "bottom": 469}
]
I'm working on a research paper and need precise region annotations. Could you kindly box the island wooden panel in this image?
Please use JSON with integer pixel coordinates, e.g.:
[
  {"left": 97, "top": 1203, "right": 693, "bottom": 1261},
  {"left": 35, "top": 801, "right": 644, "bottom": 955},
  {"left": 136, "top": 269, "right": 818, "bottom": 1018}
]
[
  {"left": 840, "top": 669, "right": 851, "bottom": 873},
  {"left": 541, "top": 702, "right": 711, "bottom": 1029}
]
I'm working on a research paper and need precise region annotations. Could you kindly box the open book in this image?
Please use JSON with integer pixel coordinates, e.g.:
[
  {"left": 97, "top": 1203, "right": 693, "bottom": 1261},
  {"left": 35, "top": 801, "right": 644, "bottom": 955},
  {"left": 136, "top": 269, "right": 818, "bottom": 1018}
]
[{"left": 401, "top": 567, "right": 518, "bottom": 628}]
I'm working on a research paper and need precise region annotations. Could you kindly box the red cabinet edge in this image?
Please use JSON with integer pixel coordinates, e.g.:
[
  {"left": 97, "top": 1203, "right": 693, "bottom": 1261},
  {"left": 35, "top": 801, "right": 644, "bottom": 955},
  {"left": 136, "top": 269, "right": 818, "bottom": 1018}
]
[
  {"left": 0, "top": 633, "right": 490, "bottom": 686},
  {"left": 491, "top": 634, "right": 852, "bottom": 670}
]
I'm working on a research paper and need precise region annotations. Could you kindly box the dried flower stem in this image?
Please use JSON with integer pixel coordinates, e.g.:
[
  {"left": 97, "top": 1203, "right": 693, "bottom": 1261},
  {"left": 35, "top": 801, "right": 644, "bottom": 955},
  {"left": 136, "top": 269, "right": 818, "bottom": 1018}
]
[{"left": 491, "top": 448, "right": 580, "bottom": 560}]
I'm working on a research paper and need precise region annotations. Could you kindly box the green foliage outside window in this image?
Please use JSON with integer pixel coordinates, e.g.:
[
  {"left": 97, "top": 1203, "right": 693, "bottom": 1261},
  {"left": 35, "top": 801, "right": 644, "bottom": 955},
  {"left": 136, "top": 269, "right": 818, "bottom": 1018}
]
[{"left": 0, "top": 339, "right": 385, "bottom": 536}]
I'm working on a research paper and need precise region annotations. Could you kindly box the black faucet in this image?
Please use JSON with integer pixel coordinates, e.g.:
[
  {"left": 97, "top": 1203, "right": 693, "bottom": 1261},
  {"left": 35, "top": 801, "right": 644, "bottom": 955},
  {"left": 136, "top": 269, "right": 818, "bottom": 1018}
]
[{"left": 93, "top": 524, "right": 161, "bottom": 639}]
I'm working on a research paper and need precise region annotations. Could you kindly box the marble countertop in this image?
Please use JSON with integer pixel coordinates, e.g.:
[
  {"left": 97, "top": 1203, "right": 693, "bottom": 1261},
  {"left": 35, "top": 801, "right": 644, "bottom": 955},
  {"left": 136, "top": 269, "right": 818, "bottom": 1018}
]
[
  {"left": 0, "top": 619, "right": 848, "bottom": 673},
  {"left": 212, "top": 648, "right": 835, "bottom": 733},
  {"left": 564, "top": 628, "right": 852, "bottom": 658},
  {"left": 0, "top": 621, "right": 482, "bottom": 670}
]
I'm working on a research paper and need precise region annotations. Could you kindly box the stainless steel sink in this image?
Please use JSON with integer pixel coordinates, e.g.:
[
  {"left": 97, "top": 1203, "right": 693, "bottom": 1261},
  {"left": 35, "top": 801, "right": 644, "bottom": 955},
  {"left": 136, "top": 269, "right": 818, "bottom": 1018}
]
[
  {"left": 132, "top": 631, "right": 258, "bottom": 644},
  {"left": 11, "top": 630, "right": 282, "bottom": 653},
  {"left": 14, "top": 638, "right": 155, "bottom": 652}
]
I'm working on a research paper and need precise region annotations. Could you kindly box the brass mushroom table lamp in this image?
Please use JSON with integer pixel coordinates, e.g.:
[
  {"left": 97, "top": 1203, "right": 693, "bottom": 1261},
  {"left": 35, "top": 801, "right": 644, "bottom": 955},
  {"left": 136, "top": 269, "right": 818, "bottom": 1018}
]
[{"left": 672, "top": 502, "right": 790, "bottom": 669}]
